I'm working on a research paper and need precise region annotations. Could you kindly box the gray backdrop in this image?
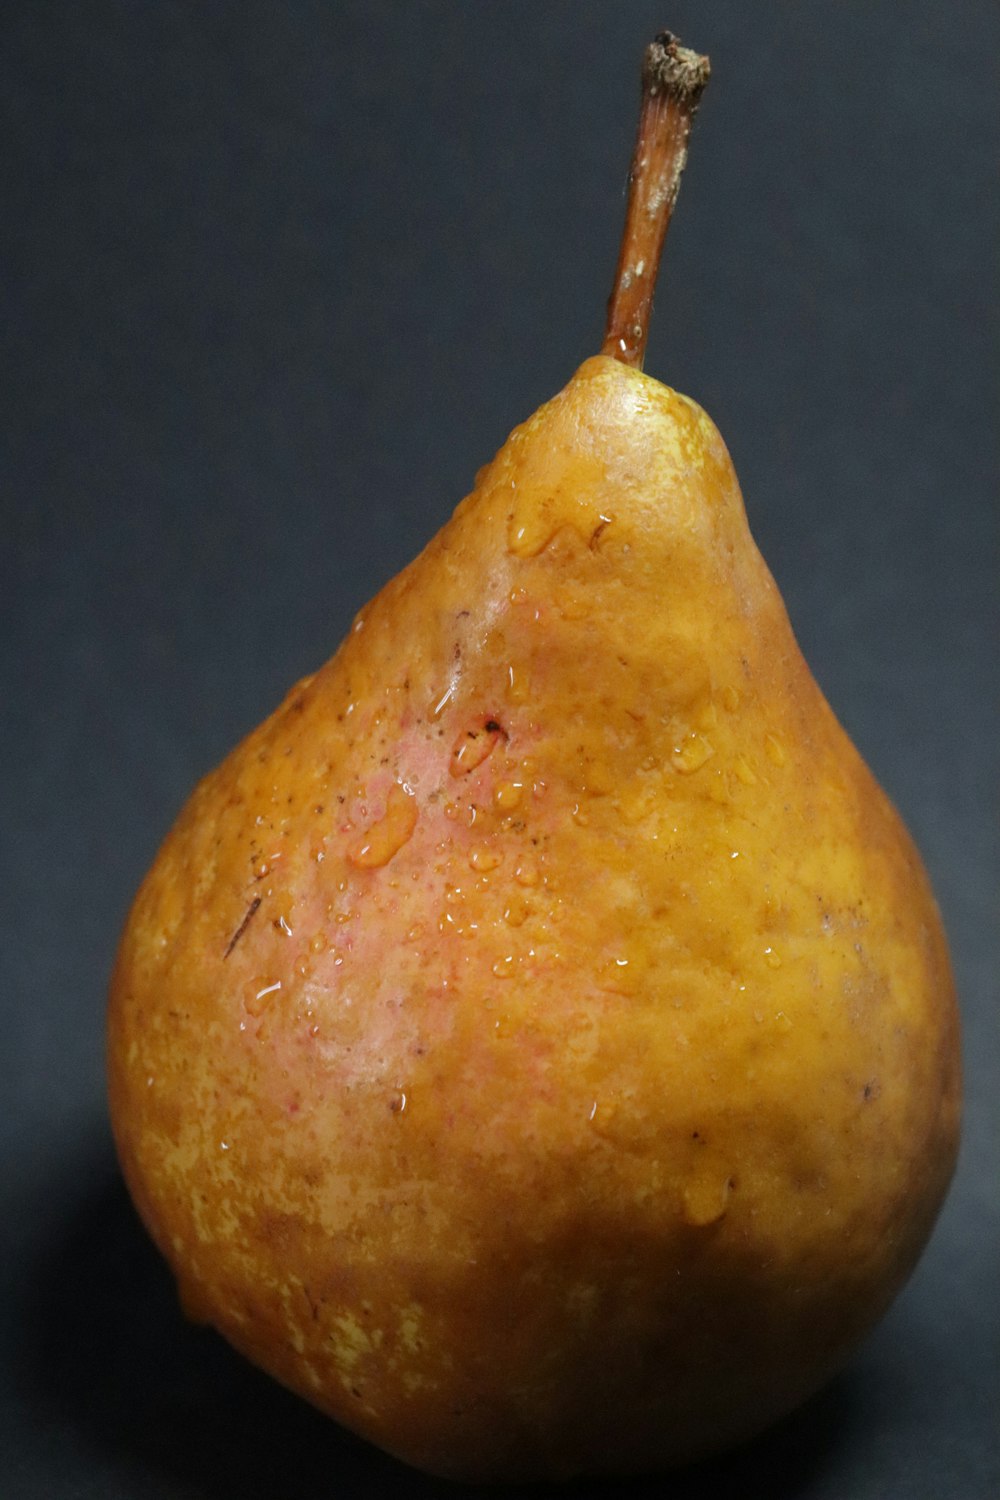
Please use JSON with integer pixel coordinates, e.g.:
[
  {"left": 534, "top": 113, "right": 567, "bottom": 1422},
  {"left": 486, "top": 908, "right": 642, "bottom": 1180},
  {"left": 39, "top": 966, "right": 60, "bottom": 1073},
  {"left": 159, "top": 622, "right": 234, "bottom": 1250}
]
[{"left": 3, "top": 3, "right": 997, "bottom": 1497}]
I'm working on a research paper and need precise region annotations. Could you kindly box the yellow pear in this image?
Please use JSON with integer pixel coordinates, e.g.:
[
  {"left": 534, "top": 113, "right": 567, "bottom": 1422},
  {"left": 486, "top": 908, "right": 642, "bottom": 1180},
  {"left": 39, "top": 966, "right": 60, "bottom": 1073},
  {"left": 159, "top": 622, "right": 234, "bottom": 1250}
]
[{"left": 108, "top": 33, "right": 960, "bottom": 1482}]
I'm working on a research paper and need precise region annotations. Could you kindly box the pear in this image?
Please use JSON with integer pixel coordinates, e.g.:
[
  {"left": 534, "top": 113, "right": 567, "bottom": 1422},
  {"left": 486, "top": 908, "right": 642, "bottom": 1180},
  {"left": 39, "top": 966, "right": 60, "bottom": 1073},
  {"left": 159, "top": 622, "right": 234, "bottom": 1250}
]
[{"left": 108, "top": 33, "right": 960, "bottom": 1482}]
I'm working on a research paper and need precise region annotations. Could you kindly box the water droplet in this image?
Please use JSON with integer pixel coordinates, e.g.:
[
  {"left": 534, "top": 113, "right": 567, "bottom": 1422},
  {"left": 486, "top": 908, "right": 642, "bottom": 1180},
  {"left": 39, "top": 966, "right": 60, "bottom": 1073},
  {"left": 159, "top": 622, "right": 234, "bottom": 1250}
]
[
  {"left": 469, "top": 847, "right": 502, "bottom": 872},
  {"left": 492, "top": 955, "right": 515, "bottom": 979},
  {"left": 706, "top": 771, "right": 727, "bottom": 806},
  {"left": 349, "top": 784, "right": 418, "bottom": 868},
  {"left": 219, "top": 1139, "right": 232, "bottom": 1153},
  {"left": 505, "top": 664, "right": 528, "bottom": 704},
  {"left": 245, "top": 978, "right": 281, "bottom": 1016},
  {"left": 764, "top": 946, "right": 782, "bottom": 969},
  {"left": 571, "top": 803, "right": 589, "bottom": 826},
  {"left": 429, "top": 684, "right": 456, "bottom": 721},
  {"left": 597, "top": 952, "right": 646, "bottom": 996},
  {"left": 276, "top": 914, "right": 294, "bottom": 937},
  {"left": 389, "top": 1091, "right": 407, "bottom": 1114},
  {"left": 582, "top": 761, "right": 615, "bottom": 796},
  {"left": 774, "top": 1011, "right": 792, "bottom": 1033},
  {"left": 514, "top": 859, "right": 540, "bottom": 888},
  {"left": 310, "top": 932, "right": 327, "bottom": 954},
  {"left": 503, "top": 896, "right": 530, "bottom": 928},
  {"left": 764, "top": 734, "right": 786, "bottom": 767},
  {"left": 506, "top": 451, "right": 608, "bottom": 557},
  {"left": 672, "top": 734, "right": 715, "bottom": 774},
  {"left": 732, "top": 756, "right": 757, "bottom": 786},
  {"left": 682, "top": 1174, "right": 732, "bottom": 1227},
  {"left": 494, "top": 781, "right": 523, "bottom": 810},
  {"left": 450, "top": 720, "right": 502, "bottom": 777}
]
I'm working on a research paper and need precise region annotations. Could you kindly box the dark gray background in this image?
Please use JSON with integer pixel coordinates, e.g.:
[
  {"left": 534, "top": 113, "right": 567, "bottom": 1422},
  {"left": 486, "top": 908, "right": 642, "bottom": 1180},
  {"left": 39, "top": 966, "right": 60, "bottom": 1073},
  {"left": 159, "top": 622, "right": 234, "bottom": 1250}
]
[{"left": 3, "top": 2, "right": 997, "bottom": 1496}]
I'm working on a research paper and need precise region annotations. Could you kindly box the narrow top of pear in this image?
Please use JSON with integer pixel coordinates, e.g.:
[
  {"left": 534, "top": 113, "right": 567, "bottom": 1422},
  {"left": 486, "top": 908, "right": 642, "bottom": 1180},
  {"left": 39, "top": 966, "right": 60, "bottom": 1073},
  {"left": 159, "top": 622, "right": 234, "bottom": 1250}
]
[{"left": 602, "top": 31, "right": 710, "bottom": 370}]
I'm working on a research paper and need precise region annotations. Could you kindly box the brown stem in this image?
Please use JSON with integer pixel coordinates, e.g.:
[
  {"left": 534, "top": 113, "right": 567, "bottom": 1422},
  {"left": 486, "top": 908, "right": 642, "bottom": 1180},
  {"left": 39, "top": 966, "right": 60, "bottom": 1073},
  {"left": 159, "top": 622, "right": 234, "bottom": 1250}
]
[{"left": 602, "top": 32, "right": 710, "bottom": 369}]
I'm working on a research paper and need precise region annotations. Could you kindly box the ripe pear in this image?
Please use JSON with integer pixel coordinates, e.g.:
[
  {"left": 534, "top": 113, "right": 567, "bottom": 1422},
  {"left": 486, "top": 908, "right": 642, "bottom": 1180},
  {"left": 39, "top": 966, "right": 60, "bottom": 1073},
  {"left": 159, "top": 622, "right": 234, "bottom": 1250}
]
[{"left": 108, "top": 33, "right": 960, "bottom": 1483}]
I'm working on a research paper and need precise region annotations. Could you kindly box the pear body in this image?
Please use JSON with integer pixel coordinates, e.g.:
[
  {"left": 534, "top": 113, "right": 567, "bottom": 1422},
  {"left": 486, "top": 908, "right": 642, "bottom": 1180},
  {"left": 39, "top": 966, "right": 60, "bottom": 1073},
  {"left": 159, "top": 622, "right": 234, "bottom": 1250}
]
[{"left": 108, "top": 357, "right": 960, "bottom": 1481}]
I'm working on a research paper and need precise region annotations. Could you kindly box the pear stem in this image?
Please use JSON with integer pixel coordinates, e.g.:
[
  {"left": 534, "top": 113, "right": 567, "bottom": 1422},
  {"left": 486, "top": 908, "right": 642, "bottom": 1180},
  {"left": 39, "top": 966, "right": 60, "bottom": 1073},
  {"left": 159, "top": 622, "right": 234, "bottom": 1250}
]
[{"left": 602, "top": 32, "right": 710, "bottom": 370}]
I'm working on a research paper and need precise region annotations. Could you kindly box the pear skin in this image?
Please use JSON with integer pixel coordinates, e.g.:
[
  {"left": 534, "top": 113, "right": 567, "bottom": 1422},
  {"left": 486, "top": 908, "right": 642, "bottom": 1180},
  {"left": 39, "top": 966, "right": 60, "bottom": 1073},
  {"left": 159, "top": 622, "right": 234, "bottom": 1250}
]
[{"left": 108, "top": 354, "right": 960, "bottom": 1481}]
